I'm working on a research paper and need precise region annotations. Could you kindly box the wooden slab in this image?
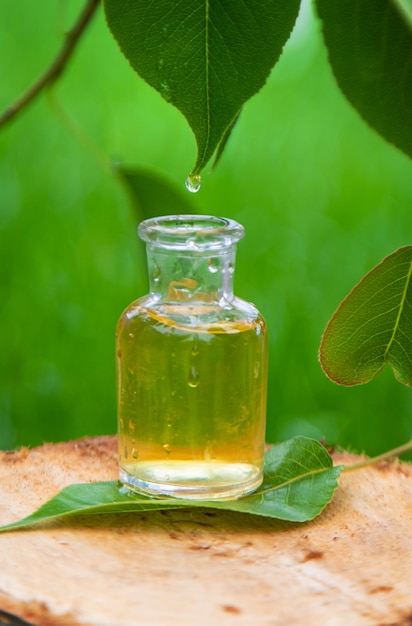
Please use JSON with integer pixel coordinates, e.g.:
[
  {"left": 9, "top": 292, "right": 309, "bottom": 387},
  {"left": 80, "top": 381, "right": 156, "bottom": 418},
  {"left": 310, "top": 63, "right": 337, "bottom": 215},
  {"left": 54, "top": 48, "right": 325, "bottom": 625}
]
[{"left": 1, "top": 436, "right": 412, "bottom": 626}]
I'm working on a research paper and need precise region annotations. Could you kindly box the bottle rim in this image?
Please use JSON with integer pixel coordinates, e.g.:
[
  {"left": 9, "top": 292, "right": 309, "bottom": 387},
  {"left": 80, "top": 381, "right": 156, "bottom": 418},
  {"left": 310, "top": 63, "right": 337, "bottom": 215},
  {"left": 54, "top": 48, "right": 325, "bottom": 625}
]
[{"left": 138, "top": 215, "right": 245, "bottom": 250}]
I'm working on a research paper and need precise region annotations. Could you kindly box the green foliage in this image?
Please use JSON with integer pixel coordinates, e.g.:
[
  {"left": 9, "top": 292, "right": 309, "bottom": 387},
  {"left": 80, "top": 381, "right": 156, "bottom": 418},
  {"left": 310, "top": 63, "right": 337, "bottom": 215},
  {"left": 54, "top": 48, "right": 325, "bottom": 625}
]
[
  {"left": 320, "top": 246, "right": 412, "bottom": 386},
  {"left": 315, "top": 0, "right": 412, "bottom": 160},
  {"left": 104, "top": 0, "right": 412, "bottom": 175},
  {"left": 0, "top": 437, "right": 341, "bottom": 532},
  {"left": 103, "top": 0, "right": 301, "bottom": 177}
]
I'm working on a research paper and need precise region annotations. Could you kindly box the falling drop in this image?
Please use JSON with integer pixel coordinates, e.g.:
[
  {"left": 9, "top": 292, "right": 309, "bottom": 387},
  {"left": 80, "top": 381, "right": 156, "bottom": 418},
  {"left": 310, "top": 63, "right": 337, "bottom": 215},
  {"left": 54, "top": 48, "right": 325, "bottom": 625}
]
[
  {"left": 188, "top": 365, "right": 200, "bottom": 388},
  {"left": 185, "top": 173, "right": 202, "bottom": 193}
]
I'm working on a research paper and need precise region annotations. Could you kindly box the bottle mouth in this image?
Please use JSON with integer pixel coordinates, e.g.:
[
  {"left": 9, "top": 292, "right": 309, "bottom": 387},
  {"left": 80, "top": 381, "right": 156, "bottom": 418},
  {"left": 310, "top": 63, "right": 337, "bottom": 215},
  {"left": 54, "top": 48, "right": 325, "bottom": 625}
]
[{"left": 138, "top": 215, "right": 245, "bottom": 251}]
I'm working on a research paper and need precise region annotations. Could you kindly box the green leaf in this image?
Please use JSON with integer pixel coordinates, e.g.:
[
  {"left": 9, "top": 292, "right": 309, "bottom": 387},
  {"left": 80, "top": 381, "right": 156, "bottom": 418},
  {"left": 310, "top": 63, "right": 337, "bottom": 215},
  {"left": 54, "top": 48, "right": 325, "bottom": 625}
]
[
  {"left": 393, "top": 0, "right": 412, "bottom": 27},
  {"left": 103, "top": 0, "right": 301, "bottom": 177},
  {"left": 319, "top": 246, "right": 412, "bottom": 386},
  {"left": 0, "top": 437, "right": 341, "bottom": 532},
  {"left": 0, "top": 482, "right": 186, "bottom": 533},
  {"left": 211, "top": 436, "right": 341, "bottom": 522},
  {"left": 114, "top": 165, "right": 195, "bottom": 220},
  {"left": 315, "top": 0, "right": 412, "bottom": 159},
  {"left": 211, "top": 109, "right": 242, "bottom": 172}
]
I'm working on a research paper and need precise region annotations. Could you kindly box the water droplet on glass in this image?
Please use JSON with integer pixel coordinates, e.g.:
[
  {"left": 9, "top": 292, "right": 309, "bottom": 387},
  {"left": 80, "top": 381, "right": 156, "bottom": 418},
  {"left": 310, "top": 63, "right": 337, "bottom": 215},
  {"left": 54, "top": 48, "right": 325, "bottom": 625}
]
[
  {"left": 254, "top": 361, "right": 260, "bottom": 379},
  {"left": 192, "top": 334, "right": 199, "bottom": 356},
  {"left": 128, "top": 332, "right": 135, "bottom": 342},
  {"left": 132, "top": 448, "right": 139, "bottom": 459},
  {"left": 185, "top": 173, "right": 202, "bottom": 193},
  {"left": 117, "top": 349, "right": 122, "bottom": 358},
  {"left": 124, "top": 444, "right": 128, "bottom": 460},
  {"left": 186, "top": 238, "right": 196, "bottom": 249},
  {"left": 208, "top": 258, "right": 220, "bottom": 273},
  {"left": 152, "top": 262, "right": 161, "bottom": 283},
  {"left": 228, "top": 261, "right": 235, "bottom": 275},
  {"left": 204, "top": 445, "right": 216, "bottom": 462},
  {"left": 163, "top": 443, "right": 172, "bottom": 455},
  {"left": 188, "top": 365, "right": 200, "bottom": 388}
]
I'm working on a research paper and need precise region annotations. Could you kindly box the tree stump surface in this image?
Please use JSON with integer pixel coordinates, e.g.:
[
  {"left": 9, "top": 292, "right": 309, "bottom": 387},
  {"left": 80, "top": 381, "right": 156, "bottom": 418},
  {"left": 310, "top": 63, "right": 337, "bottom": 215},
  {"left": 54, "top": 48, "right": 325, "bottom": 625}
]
[{"left": 0, "top": 436, "right": 412, "bottom": 626}]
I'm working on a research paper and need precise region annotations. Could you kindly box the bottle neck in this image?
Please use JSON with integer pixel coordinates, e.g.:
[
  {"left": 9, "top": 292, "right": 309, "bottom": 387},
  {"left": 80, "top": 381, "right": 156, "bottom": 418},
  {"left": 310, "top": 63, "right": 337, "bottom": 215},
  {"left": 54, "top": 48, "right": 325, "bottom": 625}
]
[{"left": 146, "top": 245, "right": 237, "bottom": 304}]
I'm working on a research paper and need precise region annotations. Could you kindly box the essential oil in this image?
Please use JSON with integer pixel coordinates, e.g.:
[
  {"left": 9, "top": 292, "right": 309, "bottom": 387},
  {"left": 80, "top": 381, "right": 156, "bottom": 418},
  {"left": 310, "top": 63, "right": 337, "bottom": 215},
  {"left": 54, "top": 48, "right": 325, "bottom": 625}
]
[{"left": 116, "top": 215, "right": 268, "bottom": 499}]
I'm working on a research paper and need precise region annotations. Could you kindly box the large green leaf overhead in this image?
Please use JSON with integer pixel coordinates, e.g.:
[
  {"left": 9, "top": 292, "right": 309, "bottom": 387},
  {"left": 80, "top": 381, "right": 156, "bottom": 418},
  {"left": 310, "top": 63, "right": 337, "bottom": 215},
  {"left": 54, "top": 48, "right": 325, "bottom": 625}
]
[
  {"left": 315, "top": 0, "right": 412, "bottom": 160},
  {"left": 103, "top": 1, "right": 301, "bottom": 177},
  {"left": 319, "top": 247, "right": 412, "bottom": 387}
]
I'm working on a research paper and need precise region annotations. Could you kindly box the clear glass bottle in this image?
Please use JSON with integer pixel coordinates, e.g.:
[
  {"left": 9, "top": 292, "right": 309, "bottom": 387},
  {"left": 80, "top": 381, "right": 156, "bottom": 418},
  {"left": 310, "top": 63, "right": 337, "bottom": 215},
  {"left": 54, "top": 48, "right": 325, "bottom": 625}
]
[{"left": 116, "top": 215, "right": 268, "bottom": 499}]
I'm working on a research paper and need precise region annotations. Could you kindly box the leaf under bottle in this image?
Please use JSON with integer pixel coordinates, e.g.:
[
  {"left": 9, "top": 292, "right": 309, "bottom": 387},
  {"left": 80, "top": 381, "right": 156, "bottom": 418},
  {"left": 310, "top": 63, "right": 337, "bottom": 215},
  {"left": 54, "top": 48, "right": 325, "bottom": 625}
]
[{"left": 0, "top": 436, "right": 341, "bottom": 533}]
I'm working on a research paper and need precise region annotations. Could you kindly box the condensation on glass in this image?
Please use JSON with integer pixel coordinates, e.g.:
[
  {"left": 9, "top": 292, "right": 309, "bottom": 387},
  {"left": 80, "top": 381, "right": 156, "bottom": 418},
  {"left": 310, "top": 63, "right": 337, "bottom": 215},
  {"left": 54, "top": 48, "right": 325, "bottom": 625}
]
[{"left": 116, "top": 215, "right": 268, "bottom": 499}]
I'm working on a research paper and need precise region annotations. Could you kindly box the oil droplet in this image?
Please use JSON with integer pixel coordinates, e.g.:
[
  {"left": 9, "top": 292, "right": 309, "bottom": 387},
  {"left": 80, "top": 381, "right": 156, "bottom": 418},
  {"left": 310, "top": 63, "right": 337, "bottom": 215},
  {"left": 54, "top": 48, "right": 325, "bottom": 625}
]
[
  {"left": 163, "top": 443, "right": 172, "bottom": 455},
  {"left": 185, "top": 173, "right": 202, "bottom": 193},
  {"left": 188, "top": 365, "right": 200, "bottom": 388}
]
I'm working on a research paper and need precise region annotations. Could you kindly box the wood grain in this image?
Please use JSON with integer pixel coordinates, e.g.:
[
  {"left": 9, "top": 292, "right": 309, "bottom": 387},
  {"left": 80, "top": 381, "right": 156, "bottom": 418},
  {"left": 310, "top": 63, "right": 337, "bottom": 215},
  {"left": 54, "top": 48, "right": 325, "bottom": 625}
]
[{"left": 1, "top": 436, "right": 412, "bottom": 626}]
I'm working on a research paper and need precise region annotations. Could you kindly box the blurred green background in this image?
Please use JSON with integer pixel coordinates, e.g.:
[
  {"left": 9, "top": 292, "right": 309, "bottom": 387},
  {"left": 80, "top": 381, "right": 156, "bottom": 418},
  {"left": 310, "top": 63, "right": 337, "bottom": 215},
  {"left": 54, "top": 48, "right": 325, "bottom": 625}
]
[{"left": 1, "top": 1, "right": 412, "bottom": 455}]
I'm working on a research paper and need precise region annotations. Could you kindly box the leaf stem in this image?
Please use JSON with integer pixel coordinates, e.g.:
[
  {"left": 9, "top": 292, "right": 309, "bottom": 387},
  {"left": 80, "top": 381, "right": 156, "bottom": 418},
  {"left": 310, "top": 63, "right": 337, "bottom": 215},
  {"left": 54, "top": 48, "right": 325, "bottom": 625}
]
[
  {"left": 0, "top": 0, "right": 100, "bottom": 129},
  {"left": 342, "top": 439, "right": 412, "bottom": 472}
]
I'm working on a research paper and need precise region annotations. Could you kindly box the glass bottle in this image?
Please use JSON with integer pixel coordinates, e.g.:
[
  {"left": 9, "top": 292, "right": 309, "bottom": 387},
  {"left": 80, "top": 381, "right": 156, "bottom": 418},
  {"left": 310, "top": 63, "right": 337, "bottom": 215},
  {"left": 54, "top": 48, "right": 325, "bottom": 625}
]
[{"left": 116, "top": 215, "right": 268, "bottom": 499}]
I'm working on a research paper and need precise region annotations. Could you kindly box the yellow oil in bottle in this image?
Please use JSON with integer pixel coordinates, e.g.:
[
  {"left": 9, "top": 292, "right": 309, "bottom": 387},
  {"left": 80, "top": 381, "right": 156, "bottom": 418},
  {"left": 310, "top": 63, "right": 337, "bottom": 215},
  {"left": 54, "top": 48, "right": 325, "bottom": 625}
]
[{"left": 117, "top": 302, "right": 268, "bottom": 499}]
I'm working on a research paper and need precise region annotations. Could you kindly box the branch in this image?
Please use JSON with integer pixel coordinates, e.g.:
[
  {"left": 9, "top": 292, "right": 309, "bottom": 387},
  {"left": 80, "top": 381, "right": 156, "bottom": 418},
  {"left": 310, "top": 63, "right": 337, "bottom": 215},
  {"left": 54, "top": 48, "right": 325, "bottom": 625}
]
[
  {"left": 342, "top": 438, "right": 412, "bottom": 473},
  {"left": 0, "top": 0, "right": 100, "bottom": 129}
]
